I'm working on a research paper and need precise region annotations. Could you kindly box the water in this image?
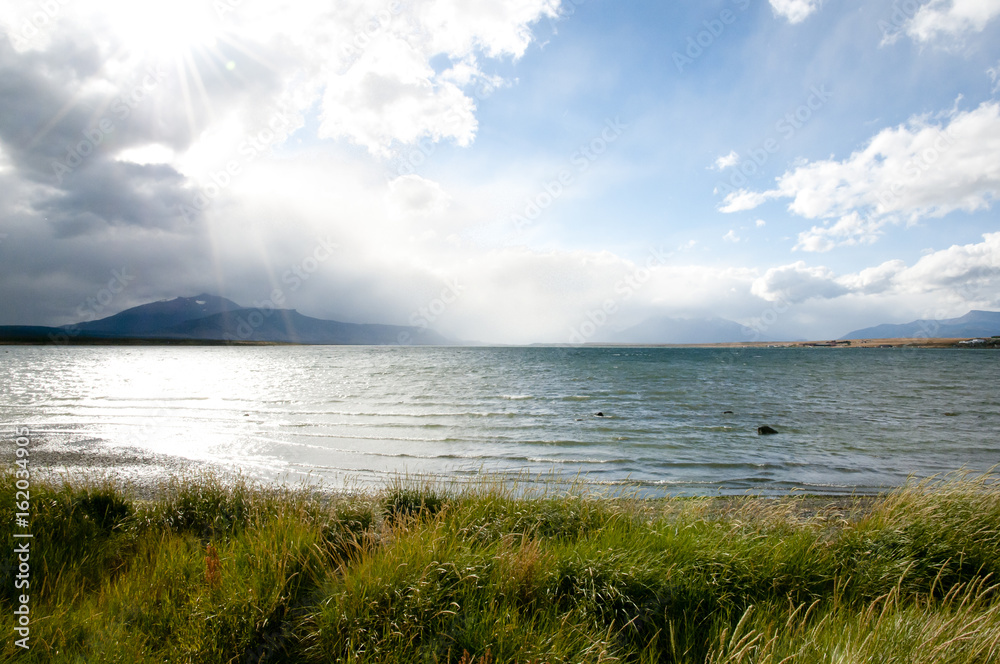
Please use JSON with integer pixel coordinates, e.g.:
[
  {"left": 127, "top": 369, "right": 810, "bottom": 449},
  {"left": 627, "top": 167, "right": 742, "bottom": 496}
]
[{"left": 2, "top": 345, "right": 998, "bottom": 495}]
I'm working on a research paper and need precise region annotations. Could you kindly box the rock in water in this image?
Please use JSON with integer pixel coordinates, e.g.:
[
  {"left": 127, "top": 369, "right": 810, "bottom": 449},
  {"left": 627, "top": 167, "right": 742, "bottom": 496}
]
[{"left": 757, "top": 425, "right": 779, "bottom": 435}]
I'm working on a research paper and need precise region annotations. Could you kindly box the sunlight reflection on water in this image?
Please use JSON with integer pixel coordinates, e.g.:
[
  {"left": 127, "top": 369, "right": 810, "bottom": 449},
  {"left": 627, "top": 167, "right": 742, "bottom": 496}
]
[{"left": 2, "top": 345, "right": 999, "bottom": 496}]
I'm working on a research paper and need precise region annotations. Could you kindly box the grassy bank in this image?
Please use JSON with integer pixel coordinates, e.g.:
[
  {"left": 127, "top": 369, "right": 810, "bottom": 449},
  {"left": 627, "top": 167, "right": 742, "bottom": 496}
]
[{"left": 2, "top": 473, "right": 999, "bottom": 663}]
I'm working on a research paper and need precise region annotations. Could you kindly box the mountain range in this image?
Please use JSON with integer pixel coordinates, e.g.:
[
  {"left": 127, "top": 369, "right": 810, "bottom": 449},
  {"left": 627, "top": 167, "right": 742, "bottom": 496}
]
[
  {"left": 840, "top": 310, "right": 1000, "bottom": 340},
  {"left": 1, "top": 295, "right": 997, "bottom": 345},
  {"left": 600, "top": 310, "right": 1000, "bottom": 344},
  {"left": 0, "top": 294, "right": 451, "bottom": 345}
]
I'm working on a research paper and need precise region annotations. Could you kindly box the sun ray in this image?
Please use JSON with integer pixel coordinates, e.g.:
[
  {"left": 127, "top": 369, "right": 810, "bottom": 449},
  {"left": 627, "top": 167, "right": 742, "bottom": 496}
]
[
  {"left": 194, "top": 45, "right": 234, "bottom": 89},
  {"left": 183, "top": 51, "right": 216, "bottom": 126},
  {"left": 174, "top": 58, "right": 199, "bottom": 146},
  {"left": 104, "top": 0, "right": 220, "bottom": 63},
  {"left": 25, "top": 90, "right": 91, "bottom": 152},
  {"left": 213, "top": 34, "right": 283, "bottom": 75}
]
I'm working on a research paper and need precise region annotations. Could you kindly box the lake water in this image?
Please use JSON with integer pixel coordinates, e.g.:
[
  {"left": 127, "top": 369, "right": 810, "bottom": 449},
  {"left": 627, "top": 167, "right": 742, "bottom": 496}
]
[{"left": 2, "top": 345, "right": 998, "bottom": 495}]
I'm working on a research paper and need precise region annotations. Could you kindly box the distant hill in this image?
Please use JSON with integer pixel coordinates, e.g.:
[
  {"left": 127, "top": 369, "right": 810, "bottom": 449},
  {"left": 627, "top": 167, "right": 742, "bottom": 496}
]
[
  {"left": 841, "top": 310, "right": 1000, "bottom": 340},
  {"left": 160, "top": 307, "right": 449, "bottom": 345},
  {"left": 71, "top": 294, "right": 241, "bottom": 336},
  {"left": 0, "top": 294, "right": 452, "bottom": 345},
  {"left": 598, "top": 315, "right": 786, "bottom": 344},
  {"left": 0, "top": 326, "right": 68, "bottom": 342}
]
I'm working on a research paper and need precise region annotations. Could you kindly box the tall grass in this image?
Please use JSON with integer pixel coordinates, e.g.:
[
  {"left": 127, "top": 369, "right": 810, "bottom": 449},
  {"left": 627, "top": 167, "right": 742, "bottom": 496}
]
[{"left": 2, "top": 472, "right": 999, "bottom": 662}]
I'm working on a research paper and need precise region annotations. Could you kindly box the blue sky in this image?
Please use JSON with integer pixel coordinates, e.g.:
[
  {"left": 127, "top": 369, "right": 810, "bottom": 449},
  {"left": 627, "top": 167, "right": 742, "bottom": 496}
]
[
  {"left": 1, "top": 0, "right": 999, "bottom": 342},
  {"left": 446, "top": 1, "right": 998, "bottom": 263}
]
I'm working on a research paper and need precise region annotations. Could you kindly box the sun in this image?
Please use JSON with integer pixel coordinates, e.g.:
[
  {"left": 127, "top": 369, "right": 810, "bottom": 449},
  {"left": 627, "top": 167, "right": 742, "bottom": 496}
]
[{"left": 104, "top": 0, "right": 223, "bottom": 62}]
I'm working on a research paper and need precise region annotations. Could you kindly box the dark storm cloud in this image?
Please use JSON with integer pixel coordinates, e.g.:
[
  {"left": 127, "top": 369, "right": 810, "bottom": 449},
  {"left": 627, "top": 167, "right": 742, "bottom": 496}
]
[
  {"left": 0, "top": 16, "right": 313, "bottom": 325},
  {"left": 0, "top": 39, "right": 197, "bottom": 321},
  {"left": 0, "top": 36, "right": 109, "bottom": 174},
  {"left": 0, "top": 194, "right": 216, "bottom": 327},
  {"left": 40, "top": 161, "right": 195, "bottom": 236},
  {"left": 0, "top": 27, "right": 291, "bottom": 237},
  {"left": 0, "top": 35, "right": 198, "bottom": 233}
]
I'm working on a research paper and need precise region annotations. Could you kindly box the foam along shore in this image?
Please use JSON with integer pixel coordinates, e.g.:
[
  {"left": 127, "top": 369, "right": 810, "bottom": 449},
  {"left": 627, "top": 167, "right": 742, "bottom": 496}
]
[{"left": 2, "top": 471, "right": 999, "bottom": 662}]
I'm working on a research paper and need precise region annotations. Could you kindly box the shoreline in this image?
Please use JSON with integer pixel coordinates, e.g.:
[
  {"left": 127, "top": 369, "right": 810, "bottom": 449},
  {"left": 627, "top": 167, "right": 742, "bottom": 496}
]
[
  {"left": 573, "top": 336, "right": 998, "bottom": 349},
  {"left": 24, "top": 441, "right": 895, "bottom": 511},
  {"left": 29, "top": 443, "right": 210, "bottom": 501},
  {"left": 2, "top": 336, "right": 998, "bottom": 348}
]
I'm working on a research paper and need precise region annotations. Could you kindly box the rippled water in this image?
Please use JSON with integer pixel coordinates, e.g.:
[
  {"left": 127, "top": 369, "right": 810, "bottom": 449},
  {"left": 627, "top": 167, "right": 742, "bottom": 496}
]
[{"left": 2, "top": 345, "right": 998, "bottom": 495}]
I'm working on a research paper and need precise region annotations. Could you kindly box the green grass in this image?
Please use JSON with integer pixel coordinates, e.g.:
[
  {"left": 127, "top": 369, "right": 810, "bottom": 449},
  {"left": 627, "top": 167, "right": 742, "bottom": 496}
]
[{"left": 2, "top": 472, "right": 1000, "bottom": 663}]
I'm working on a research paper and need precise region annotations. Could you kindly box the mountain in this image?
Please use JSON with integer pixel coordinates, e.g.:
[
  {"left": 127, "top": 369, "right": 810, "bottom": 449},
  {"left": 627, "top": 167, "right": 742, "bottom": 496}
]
[
  {"left": 160, "top": 307, "right": 449, "bottom": 345},
  {"left": 0, "top": 294, "right": 452, "bottom": 345},
  {"left": 70, "top": 293, "right": 241, "bottom": 336},
  {"left": 597, "top": 316, "right": 773, "bottom": 344},
  {"left": 840, "top": 310, "right": 1000, "bottom": 340}
]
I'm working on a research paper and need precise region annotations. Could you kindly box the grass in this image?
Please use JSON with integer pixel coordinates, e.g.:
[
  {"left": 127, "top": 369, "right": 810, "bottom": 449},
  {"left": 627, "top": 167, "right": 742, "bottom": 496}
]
[{"left": 2, "top": 472, "right": 1000, "bottom": 663}]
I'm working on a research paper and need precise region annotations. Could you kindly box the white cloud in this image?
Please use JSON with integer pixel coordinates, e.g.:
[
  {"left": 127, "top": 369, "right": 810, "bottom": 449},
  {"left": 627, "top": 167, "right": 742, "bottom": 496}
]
[
  {"left": 712, "top": 150, "right": 740, "bottom": 170},
  {"left": 2, "top": 0, "right": 561, "bottom": 161},
  {"left": 905, "top": 0, "right": 1000, "bottom": 44},
  {"left": 223, "top": 0, "right": 560, "bottom": 157},
  {"left": 319, "top": 36, "right": 478, "bottom": 156},
  {"left": 823, "top": 233, "right": 1000, "bottom": 324},
  {"left": 418, "top": 0, "right": 561, "bottom": 58},
  {"left": 755, "top": 219, "right": 766, "bottom": 227},
  {"left": 723, "top": 229, "right": 740, "bottom": 242},
  {"left": 387, "top": 174, "right": 452, "bottom": 217},
  {"left": 115, "top": 144, "right": 175, "bottom": 165},
  {"left": 719, "top": 189, "right": 774, "bottom": 213},
  {"left": 311, "top": 0, "right": 559, "bottom": 155},
  {"left": 751, "top": 261, "right": 847, "bottom": 303},
  {"left": 753, "top": 233, "right": 1000, "bottom": 308},
  {"left": 742, "top": 234, "right": 1000, "bottom": 323},
  {"left": 794, "top": 212, "right": 883, "bottom": 252},
  {"left": 837, "top": 260, "right": 907, "bottom": 295},
  {"left": 769, "top": 0, "right": 823, "bottom": 24},
  {"left": 721, "top": 100, "right": 1000, "bottom": 250},
  {"left": 894, "top": 231, "right": 1000, "bottom": 300}
]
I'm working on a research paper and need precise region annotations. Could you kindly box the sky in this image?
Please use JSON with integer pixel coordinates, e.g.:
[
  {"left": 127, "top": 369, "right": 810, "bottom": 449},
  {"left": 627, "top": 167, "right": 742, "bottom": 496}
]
[{"left": 0, "top": 0, "right": 998, "bottom": 343}]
